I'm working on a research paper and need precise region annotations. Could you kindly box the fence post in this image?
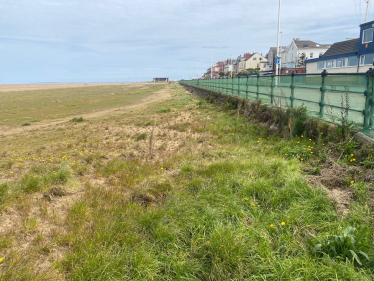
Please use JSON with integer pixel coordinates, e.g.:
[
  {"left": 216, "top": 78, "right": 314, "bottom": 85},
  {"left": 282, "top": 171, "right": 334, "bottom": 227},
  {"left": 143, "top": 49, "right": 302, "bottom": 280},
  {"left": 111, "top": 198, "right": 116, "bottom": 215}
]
[
  {"left": 369, "top": 70, "right": 374, "bottom": 127},
  {"left": 231, "top": 77, "right": 234, "bottom": 95},
  {"left": 290, "top": 71, "right": 295, "bottom": 108},
  {"left": 319, "top": 70, "right": 328, "bottom": 119},
  {"left": 270, "top": 74, "right": 275, "bottom": 105},
  {"left": 246, "top": 76, "right": 249, "bottom": 100},
  {"left": 363, "top": 70, "right": 372, "bottom": 127},
  {"left": 237, "top": 76, "right": 240, "bottom": 96},
  {"left": 256, "top": 74, "right": 260, "bottom": 100}
]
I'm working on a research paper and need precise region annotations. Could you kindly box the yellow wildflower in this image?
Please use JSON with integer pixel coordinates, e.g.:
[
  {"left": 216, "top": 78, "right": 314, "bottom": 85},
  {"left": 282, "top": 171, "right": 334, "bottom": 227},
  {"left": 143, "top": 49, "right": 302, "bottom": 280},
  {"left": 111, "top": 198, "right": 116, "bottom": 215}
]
[
  {"left": 244, "top": 198, "right": 249, "bottom": 201},
  {"left": 281, "top": 222, "right": 285, "bottom": 226},
  {"left": 270, "top": 224, "right": 274, "bottom": 227}
]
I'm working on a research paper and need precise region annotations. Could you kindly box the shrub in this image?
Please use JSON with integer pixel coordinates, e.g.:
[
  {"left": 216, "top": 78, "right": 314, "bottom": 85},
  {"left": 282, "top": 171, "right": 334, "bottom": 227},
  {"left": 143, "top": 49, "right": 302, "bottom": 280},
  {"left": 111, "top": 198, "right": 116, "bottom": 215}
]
[{"left": 21, "top": 123, "right": 31, "bottom": 126}]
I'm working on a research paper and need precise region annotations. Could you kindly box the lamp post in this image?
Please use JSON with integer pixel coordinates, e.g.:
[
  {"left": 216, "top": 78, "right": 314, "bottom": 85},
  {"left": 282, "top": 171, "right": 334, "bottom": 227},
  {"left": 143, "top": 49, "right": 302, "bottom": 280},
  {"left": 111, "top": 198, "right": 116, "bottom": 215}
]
[
  {"left": 211, "top": 47, "right": 213, "bottom": 79},
  {"left": 275, "top": 0, "right": 281, "bottom": 76}
]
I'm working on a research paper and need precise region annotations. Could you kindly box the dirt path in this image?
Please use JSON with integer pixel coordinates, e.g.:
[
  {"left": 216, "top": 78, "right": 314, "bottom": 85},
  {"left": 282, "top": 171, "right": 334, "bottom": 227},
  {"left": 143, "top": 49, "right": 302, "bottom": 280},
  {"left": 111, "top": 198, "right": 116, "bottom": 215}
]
[{"left": 0, "top": 86, "right": 173, "bottom": 137}]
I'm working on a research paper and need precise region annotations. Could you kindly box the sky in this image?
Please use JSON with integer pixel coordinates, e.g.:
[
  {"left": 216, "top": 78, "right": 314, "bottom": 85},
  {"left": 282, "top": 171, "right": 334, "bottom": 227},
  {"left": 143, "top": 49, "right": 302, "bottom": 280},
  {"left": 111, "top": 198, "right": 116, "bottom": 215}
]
[{"left": 0, "top": 0, "right": 372, "bottom": 83}]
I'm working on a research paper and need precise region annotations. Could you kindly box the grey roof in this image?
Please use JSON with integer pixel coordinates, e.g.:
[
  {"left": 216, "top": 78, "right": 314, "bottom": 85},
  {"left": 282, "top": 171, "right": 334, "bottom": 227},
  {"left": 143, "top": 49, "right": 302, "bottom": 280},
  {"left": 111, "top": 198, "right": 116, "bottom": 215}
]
[
  {"left": 270, "top": 46, "right": 286, "bottom": 53},
  {"left": 321, "top": 39, "right": 359, "bottom": 57},
  {"left": 294, "top": 40, "right": 331, "bottom": 49}
]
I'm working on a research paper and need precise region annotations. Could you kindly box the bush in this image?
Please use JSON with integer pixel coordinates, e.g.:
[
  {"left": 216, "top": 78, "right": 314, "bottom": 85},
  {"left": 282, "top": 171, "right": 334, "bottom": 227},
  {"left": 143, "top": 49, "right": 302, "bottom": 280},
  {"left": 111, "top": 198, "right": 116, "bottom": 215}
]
[{"left": 21, "top": 123, "right": 31, "bottom": 126}]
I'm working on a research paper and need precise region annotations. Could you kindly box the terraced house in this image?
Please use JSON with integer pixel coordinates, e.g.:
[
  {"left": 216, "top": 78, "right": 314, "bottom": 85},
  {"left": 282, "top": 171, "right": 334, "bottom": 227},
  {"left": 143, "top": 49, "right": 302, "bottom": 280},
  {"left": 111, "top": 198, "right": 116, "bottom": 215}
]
[{"left": 306, "top": 21, "right": 374, "bottom": 73}]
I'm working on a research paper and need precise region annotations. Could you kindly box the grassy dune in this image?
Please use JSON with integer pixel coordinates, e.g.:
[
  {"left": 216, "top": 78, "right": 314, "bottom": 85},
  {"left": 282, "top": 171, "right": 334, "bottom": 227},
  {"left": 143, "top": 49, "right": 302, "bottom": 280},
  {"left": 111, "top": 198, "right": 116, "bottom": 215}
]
[{"left": 0, "top": 83, "right": 373, "bottom": 280}]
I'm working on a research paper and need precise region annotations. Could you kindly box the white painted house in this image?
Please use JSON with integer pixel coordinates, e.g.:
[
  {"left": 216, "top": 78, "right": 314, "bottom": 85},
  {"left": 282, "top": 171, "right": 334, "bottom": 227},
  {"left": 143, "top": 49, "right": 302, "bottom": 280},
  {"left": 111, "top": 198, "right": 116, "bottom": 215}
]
[{"left": 283, "top": 39, "right": 331, "bottom": 69}]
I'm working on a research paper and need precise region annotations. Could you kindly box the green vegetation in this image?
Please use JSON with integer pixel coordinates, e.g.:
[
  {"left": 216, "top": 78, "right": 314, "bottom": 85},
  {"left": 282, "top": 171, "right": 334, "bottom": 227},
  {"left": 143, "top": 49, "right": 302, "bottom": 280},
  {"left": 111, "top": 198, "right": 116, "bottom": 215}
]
[
  {"left": 69, "top": 117, "right": 85, "bottom": 123},
  {"left": 0, "top": 83, "right": 373, "bottom": 280},
  {"left": 0, "top": 83, "right": 164, "bottom": 127}
]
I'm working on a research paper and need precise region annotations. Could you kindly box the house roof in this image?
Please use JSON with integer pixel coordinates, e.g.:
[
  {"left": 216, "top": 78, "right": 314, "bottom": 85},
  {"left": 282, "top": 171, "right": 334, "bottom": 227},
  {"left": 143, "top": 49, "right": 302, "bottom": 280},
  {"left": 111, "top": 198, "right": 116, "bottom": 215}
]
[
  {"left": 321, "top": 39, "right": 359, "bottom": 57},
  {"left": 294, "top": 40, "right": 331, "bottom": 49},
  {"left": 270, "top": 46, "right": 286, "bottom": 53}
]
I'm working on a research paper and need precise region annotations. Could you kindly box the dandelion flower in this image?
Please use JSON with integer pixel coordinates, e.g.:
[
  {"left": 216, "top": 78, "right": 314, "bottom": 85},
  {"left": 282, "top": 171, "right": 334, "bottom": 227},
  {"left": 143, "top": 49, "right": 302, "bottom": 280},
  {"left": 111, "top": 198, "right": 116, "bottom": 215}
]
[
  {"left": 329, "top": 150, "right": 331, "bottom": 152},
  {"left": 281, "top": 222, "right": 285, "bottom": 226},
  {"left": 270, "top": 224, "right": 274, "bottom": 227},
  {"left": 351, "top": 154, "right": 354, "bottom": 156},
  {"left": 351, "top": 180, "right": 354, "bottom": 184},
  {"left": 9, "top": 171, "right": 13, "bottom": 174},
  {"left": 161, "top": 167, "right": 163, "bottom": 170},
  {"left": 0, "top": 258, "right": 3, "bottom": 262},
  {"left": 244, "top": 198, "right": 249, "bottom": 201},
  {"left": 251, "top": 176, "right": 254, "bottom": 179},
  {"left": 301, "top": 135, "right": 303, "bottom": 138}
]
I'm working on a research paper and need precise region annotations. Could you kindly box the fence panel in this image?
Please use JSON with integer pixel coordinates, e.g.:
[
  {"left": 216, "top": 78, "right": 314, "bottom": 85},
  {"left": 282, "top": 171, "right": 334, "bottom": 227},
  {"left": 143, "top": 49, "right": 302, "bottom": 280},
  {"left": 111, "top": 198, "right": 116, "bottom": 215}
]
[{"left": 180, "top": 72, "right": 373, "bottom": 135}]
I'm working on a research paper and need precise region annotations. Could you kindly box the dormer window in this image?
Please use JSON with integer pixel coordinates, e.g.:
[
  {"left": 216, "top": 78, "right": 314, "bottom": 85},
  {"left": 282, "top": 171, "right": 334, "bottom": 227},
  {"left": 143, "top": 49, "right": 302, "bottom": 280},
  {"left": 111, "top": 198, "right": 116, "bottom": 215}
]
[{"left": 363, "top": 28, "right": 374, "bottom": 43}]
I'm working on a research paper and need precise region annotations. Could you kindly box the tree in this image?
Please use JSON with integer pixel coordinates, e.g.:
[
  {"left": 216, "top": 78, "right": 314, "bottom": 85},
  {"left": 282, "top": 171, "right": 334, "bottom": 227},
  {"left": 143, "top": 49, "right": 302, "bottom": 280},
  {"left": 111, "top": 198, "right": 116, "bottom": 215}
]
[
  {"left": 297, "top": 53, "right": 307, "bottom": 68},
  {"left": 219, "top": 72, "right": 225, "bottom": 77}
]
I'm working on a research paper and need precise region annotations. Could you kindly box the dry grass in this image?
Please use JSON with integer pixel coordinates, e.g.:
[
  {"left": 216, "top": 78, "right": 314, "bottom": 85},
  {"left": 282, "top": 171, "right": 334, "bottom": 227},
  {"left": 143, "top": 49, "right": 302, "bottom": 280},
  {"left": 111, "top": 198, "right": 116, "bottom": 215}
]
[{"left": 0, "top": 83, "right": 372, "bottom": 280}]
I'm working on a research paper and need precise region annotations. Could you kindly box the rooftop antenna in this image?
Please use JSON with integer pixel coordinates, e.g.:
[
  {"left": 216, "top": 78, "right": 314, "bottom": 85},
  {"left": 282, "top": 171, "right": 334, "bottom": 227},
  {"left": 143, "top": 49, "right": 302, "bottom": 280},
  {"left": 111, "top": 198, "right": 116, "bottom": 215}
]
[{"left": 366, "top": 0, "right": 370, "bottom": 22}]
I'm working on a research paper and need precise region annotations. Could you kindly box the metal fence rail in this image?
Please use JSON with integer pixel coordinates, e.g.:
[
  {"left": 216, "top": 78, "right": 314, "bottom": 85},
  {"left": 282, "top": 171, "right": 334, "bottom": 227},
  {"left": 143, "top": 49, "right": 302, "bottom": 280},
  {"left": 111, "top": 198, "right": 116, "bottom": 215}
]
[{"left": 180, "top": 71, "right": 374, "bottom": 137}]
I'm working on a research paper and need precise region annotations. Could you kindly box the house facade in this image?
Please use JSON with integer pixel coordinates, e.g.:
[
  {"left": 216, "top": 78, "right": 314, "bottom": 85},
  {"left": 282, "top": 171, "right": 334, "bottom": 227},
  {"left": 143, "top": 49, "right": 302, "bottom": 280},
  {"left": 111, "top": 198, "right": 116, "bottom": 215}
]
[
  {"left": 244, "top": 53, "right": 268, "bottom": 71},
  {"left": 266, "top": 46, "right": 286, "bottom": 71},
  {"left": 305, "top": 21, "right": 374, "bottom": 73},
  {"left": 283, "top": 39, "right": 331, "bottom": 69}
]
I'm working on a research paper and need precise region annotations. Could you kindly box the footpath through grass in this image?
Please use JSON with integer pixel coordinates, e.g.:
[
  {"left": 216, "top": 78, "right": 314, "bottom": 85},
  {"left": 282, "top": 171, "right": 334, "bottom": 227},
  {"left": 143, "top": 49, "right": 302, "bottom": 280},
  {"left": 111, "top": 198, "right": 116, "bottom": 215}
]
[
  {"left": 0, "top": 83, "right": 373, "bottom": 280},
  {"left": 0, "top": 83, "right": 163, "bottom": 127}
]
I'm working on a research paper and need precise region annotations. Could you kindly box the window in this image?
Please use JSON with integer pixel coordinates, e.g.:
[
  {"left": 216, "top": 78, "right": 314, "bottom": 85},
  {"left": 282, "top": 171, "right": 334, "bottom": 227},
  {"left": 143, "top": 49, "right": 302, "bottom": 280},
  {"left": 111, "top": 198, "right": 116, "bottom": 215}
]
[
  {"left": 259, "top": 57, "right": 263, "bottom": 60},
  {"left": 326, "top": 60, "right": 335, "bottom": 68},
  {"left": 348, "top": 56, "right": 359, "bottom": 66},
  {"left": 317, "top": 61, "right": 325, "bottom": 69},
  {"left": 363, "top": 28, "right": 374, "bottom": 43},
  {"left": 336, "top": 58, "right": 346, "bottom": 68},
  {"left": 310, "top": 52, "right": 313, "bottom": 59},
  {"left": 319, "top": 52, "right": 323, "bottom": 57},
  {"left": 253, "top": 57, "right": 257, "bottom": 60},
  {"left": 360, "top": 53, "right": 374, "bottom": 65}
]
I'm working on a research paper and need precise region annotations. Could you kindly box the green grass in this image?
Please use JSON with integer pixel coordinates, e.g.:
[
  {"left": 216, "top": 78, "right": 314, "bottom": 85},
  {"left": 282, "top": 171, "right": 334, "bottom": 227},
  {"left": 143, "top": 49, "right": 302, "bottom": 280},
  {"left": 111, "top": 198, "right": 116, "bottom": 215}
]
[
  {"left": 0, "top": 83, "right": 164, "bottom": 127},
  {"left": 0, "top": 83, "right": 373, "bottom": 280}
]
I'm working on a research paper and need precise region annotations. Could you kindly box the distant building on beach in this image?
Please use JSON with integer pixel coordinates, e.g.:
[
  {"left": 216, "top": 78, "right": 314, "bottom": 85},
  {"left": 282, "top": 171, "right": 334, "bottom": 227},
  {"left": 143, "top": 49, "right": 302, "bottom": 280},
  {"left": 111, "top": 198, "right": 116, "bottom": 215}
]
[{"left": 153, "top": 78, "right": 169, "bottom": 82}]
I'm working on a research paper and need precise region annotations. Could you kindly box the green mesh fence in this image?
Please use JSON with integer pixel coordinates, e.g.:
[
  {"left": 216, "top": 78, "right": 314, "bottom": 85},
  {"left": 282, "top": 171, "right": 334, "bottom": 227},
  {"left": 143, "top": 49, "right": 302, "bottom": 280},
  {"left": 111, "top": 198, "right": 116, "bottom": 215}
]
[{"left": 180, "top": 72, "right": 374, "bottom": 138}]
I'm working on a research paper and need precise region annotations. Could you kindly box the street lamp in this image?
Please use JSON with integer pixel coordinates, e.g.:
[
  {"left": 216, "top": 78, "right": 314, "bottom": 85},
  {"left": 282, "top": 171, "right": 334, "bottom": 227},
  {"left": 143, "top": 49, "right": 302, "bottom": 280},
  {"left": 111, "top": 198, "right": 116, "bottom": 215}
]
[{"left": 275, "top": 0, "right": 281, "bottom": 76}]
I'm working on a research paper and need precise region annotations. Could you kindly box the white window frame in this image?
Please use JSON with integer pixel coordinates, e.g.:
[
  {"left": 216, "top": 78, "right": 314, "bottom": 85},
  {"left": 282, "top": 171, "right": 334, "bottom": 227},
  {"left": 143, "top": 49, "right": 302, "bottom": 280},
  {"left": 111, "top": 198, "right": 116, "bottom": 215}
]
[
  {"left": 317, "top": 61, "right": 325, "bottom": 69},
  {"left": 310, "top": 52, "right": 313, "bottom": 59},
  {"left": 347, "top": 56, "right": 359, "bottom": 67},
  {"left": 363, "top": 28, "right": 374, "bottom": 44},
  {"left": 326, "top": 59, "right": 335, "bottom": 69},
  {"left": 360, "top": 53, "right": 374, "bottom": 65},
  {"left": 336, "top": 58, "right": 346, "bottom": 68}
]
